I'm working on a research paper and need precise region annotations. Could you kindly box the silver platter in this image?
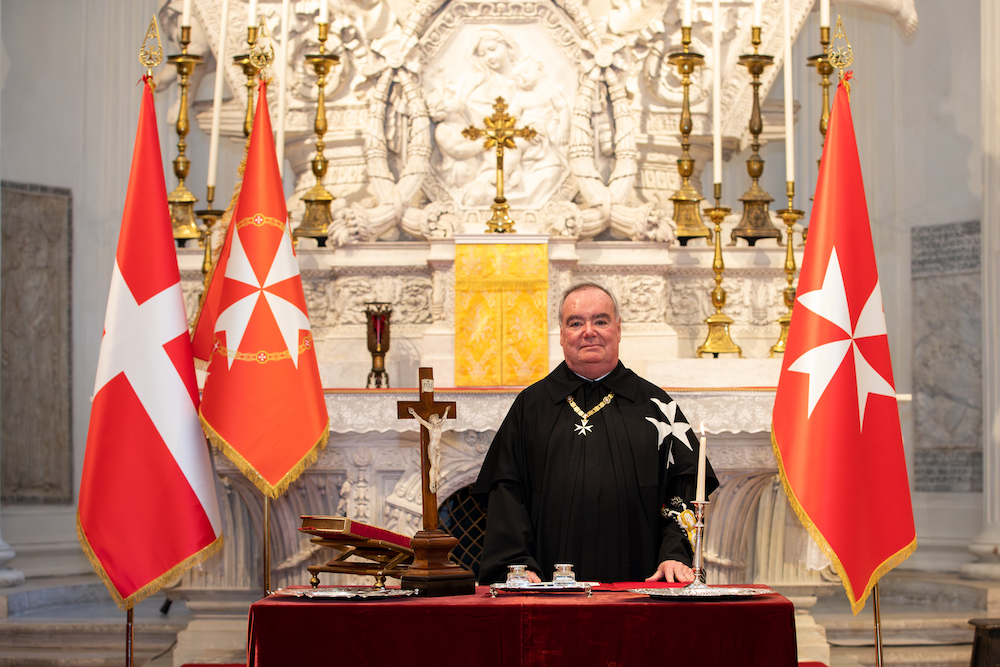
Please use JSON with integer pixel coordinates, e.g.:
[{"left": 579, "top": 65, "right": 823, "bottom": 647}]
[
  {"left": 628, "top": 586, "right": 775, "bottom": 599},
  {"left": 490, "top": 582, "right": 593, "bottom": 597},
  {"left": 272, "top": 586, "right": 419, "bottom": 600}
]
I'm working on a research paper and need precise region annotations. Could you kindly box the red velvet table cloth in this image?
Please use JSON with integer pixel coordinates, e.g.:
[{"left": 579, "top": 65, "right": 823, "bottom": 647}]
[{"left": 247, "top": 584, "right": 797, "bottom": 666}]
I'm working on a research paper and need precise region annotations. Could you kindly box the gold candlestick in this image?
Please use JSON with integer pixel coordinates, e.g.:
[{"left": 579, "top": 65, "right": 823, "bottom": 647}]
[
  {"left": 770, "top": 182, "right": 803, "bottom": 357},
  {"left": 233, "top": 25, "right": 260, "bottom": 138},
  {"left": 167, "top": 25, "right": 204, "bottom": 245},
  {"left": 296, "top": 22, "right": 340, "bottom": 245},
  {"left": 462, "top": 97, "right": 536, "bottom": 233},
  {"left": 668, "top": 27, "right": 711, "bottom": 245},
  {"left": 731, "top": 28, "right": 782, "bottom": 246},
  {"left": 195, "top": 185, "right": 225, "bottom": 288},
  {"left": 697, "top": 184, "right": 743, "bottom": 358},
  {"left": 806, "top": 26, "right": 833, "bottom": 149}
]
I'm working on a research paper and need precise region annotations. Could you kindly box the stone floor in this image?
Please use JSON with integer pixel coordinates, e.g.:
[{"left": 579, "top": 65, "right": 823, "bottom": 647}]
[{"left": 0, "top": 571, "right": 991, "bottom": 666}]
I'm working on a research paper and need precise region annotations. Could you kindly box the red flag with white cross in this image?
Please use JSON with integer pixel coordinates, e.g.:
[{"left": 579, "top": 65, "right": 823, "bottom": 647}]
[
  {"left": 78, "top": 77, "right": 223, "bottom": 610},
  {"left": 771, "top": 79, "right": 916, "bottom": 615},
  {"left": 192, "top": 81, "right": 329, "bottom": 498}
]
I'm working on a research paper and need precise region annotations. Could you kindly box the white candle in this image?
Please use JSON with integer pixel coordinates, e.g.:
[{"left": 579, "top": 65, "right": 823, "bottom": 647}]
[
  {"left": 783, "top": 0, "right": 795, "bottom": 183},
  {"left": 318, "top": 0, "right": 329, "bottom": 24},
  {"left": 248, "top": 0, "right": 257, "bottom": 29},
  {"left": 181, "top": 0, "right": 192, "bottom": 26},
  {"left": 820, "top": 0, "right": 830, "bottom": 28},
  {"left": 276, "top": 0, "right": 289, "bottom": 177},
  {"left": 752, "top": 0, "right": 762, "bottom": 27},
  {"left": 682, "top": 0, "right": 692, "bottom": 27},
  {"left": 696, "top": 422, "right": 707, "bottom": 503},
  {"left": 712, "top": 0, "right": 722, "bottom": 186},
  {"left": 207, "top": 0, "right": 230, "bottom": 190}
]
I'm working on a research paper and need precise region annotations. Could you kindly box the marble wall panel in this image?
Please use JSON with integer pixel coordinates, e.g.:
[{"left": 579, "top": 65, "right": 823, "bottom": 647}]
[
  {"left": 912, "top": 221, "right": 982, "bottom": 493},
  {"left": 0, "top": 182, "right": 73, "bottom": 503}
]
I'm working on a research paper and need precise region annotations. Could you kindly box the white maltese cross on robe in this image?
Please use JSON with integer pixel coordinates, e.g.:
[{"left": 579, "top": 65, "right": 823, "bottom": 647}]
[{"left": 645, "top": 398, "right": 695, "bottom": 469}]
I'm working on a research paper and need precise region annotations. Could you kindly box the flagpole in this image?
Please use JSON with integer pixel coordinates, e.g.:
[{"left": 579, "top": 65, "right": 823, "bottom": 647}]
[
  {"left": 263, "top": 494, "right": 272, "bottom": 596},
  {"left": 873, "top": 582, "right": 884, "bottom": 666},
  {"left": 125, "top": 607, "right": 133, "bottom": 667}
]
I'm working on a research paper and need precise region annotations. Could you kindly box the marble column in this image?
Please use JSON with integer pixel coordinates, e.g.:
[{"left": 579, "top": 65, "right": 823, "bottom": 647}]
[
  {"left": 0, "top": 5, "right": 25, "bottom": 591},
  {"left": 962, "top": 0, "right": 1000, "bottom": 580}
]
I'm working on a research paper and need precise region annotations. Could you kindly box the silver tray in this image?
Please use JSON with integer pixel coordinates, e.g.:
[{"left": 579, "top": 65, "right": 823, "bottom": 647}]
[
  {"left": 272, "top": 586, "right": 419, "bottom": 600},
  {"left": 490, "top": 581, "right": 594, "bottom": 597},
  {"left": 628, "top": 585, "right": 775, "bottom": 599}
]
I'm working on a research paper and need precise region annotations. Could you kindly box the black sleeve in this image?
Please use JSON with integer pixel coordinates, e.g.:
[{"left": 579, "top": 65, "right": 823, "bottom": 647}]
[
  {"left": 478, "top": 481, "right": 542, "bottom": 584},
  {"left": 657, "top": 475, "right": 695, "bottom": 567},
  {"left": 473, "top": 394, "right": 543, "bottom": 584}
]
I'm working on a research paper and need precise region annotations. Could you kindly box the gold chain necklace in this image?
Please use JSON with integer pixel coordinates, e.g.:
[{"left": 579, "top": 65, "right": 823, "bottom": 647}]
[{"left": 566, "top": 391, "right": 615, "bottom": 436}]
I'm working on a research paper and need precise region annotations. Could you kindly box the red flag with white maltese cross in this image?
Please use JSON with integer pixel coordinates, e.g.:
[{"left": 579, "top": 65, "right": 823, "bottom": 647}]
[
  {"left": 192, "top": 80, "right": 328, "bottom": 498},
  {"left": 78, "top": 78, "right": 223, "bottom": 610},
  {"left": 771, "top": 79, "right": 915, "bottom": 615}
]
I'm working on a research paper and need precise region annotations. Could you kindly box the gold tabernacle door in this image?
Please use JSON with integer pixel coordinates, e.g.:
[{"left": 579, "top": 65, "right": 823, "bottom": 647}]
[{"left": 299, "top": 515, "right": 415, "bottom": 589}]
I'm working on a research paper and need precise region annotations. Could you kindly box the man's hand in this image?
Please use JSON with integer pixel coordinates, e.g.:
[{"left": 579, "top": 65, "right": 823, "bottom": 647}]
[
  {"left": 527, "top": 570, "right": 542, "bottom": 583},
  {"left": 645, "top": 560, "right": 695, "bottom": 583}
]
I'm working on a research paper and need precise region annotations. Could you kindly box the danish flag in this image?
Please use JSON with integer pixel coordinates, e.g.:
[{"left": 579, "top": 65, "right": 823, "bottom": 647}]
[
  {"left": 772, "top": 79, "right": 916, "bottom": 615},
  {"left": 192, "top": 80, "right": 328, "bottom": 498},
  {"left": 78, "top": 78, "right": 223, "bottom": 610}
]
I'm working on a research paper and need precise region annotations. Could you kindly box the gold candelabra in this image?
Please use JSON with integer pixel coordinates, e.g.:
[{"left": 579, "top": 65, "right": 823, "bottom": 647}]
[
  {"left": 167, "top": 25, "right": 204, "bottom": 245},
  {"left": 462, "top": 97, "right": 536, "bottom": 233},
  {"left": 668, "top": 27, "right": 711, "bottom": 245},
  {"left": 732, "top": 27, "right": 782, "bottom": 246},
  {"left": 770, "top": 182, "right": 803, "bottom": 356},
  {"left": 233, "top": 25, "right": 260, "bottom": 138},
  {"left": 697, "top": 183, "right": 742, "bottom": 358},
  {"left": 806, "top": 26, "right": 833, "bottom": 147},
  {"left": 296, "top": 22, "right": 340, "bottom": 245},
  {"left": 195, "top": 185, "right": 225, "bottom": 287}
]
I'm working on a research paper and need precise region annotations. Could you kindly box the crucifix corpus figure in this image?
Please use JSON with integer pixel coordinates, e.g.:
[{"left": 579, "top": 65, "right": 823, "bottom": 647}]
[
  {"left": 407, "top": 405, "right": 451, "bottom": 494},
  {"left": 462, "top": 96, "right": 536, "bottom": 233},
  {"left": 396, "top": 367, "right": 475, "bottom": 595}
]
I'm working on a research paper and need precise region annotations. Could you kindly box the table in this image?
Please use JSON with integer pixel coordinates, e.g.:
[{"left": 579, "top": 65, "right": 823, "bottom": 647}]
[{"left": 247, "top": 584, "right": 797, "bottom": 666}]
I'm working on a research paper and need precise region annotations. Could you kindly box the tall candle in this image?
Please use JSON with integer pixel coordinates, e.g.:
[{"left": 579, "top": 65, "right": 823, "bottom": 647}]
[
  {"left": 319, "top": 0, "right": 329, "bottom": 24},
  {"left": 182, "top": 0, "right": 192, "bottom": 26},
  {"left": 712, "top": 0, "right": 722, "bottom": 185},
  {"left": 783, "top": 0, "right": 795, "bottom": 183},
  {"left": 207, "top": 0, "right": 230, "bottom": 190},
  {"left": 248, "top": 0, "right": 257, "bottom": 30},
  {"left": 276, "top": 0, "right": 290, "bottom": 177},
  {"left": 696, "top": 422, "right": 707, "bottom": 503},
  {"left": 752, "top": 0, "right": 762, "bottom": 27},
  {"left": 682, "top": 0, "right": 692, "bottom": 27},
  {"left": 820, "top": 0, "right": 830, "bottom": 28}
]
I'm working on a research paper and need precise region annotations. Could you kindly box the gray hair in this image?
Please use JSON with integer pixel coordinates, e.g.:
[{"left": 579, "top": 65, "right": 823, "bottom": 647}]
[{"left": 558, "top": 282, "right": 621, "bottom": 327}]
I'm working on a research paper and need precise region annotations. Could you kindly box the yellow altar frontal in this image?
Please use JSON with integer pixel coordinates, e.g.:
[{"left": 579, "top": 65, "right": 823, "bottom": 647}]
[{"left": 454, "top": 236, "right": 548, "bottom": 387}]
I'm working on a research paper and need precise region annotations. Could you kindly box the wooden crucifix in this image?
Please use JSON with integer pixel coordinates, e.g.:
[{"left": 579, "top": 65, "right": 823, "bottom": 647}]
[
  {"left": 396, "top": 367, "right": 475, "bottom": 595},
  {"left": 462, "top": 96, "right": 536, "bottom": 233}
]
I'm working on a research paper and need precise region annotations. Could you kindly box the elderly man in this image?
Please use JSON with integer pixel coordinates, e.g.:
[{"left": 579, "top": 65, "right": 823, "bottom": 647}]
[{"left": 473, "top": 282, "right": 717, "bottom": 584}]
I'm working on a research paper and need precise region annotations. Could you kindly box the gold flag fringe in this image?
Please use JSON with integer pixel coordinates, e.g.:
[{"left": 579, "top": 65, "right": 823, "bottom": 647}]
[
  {"left": 200, "top": 412, "right": 330, "bottom": 499},
  {"left": 770, "top": 427, "right": 917, "bottom": 615},
  {"left": 76, "top": 511, "right": 224, "bottom": 611}
]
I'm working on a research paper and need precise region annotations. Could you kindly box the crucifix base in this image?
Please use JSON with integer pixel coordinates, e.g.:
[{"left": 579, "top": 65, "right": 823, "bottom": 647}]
[{"left": 400, "top": 529, "right": 476, "bottom": 597}]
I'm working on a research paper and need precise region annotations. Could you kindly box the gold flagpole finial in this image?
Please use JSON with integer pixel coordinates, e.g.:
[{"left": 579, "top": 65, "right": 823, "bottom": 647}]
[
  {"left": 829, "top": 16, "right": 854, "bottom": 88},
  {"left": 139, "top": 16, "right": 163, "bottom": 79},
  {"left": 250, "top": 15, "right": 275, "bottom": 77}
]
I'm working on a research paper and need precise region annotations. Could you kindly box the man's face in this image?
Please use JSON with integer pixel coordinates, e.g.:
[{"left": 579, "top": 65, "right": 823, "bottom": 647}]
[{"left": 559, "top": 287, "right": 622, "bottom": 379}]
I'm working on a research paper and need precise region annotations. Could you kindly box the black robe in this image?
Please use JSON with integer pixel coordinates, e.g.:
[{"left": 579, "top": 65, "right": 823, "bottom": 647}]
[{"left": 473, "top": 361, "right": 718, "bottom": 584}]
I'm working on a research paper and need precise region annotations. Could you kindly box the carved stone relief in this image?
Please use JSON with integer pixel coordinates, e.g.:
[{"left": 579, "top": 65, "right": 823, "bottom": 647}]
[{"left": 1, "top": 183, "right": 73, "bottom": 504}]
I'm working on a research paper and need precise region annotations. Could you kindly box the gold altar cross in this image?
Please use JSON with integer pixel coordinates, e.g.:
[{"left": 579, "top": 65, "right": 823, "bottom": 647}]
[{"left": 462, "top": 97, "right": 536, "bottom": 233}]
